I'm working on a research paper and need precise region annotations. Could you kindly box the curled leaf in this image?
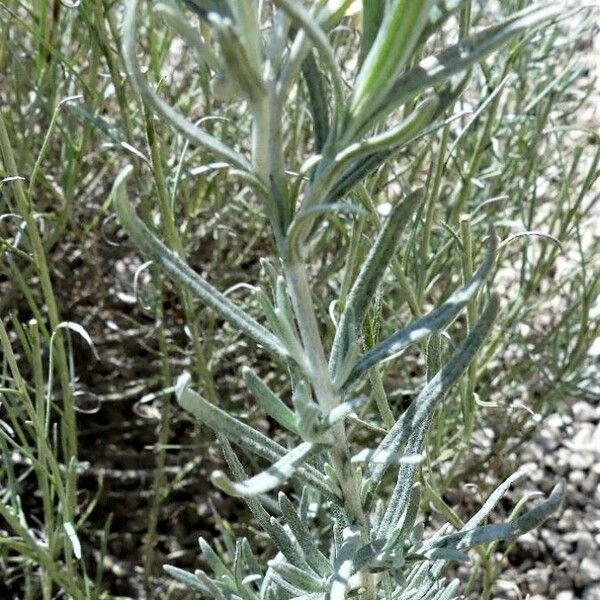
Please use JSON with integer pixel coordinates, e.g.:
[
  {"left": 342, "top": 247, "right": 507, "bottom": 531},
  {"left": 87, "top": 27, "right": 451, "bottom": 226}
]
[{"left": 211, "top": 442, "right": 316, "bottom": 497}]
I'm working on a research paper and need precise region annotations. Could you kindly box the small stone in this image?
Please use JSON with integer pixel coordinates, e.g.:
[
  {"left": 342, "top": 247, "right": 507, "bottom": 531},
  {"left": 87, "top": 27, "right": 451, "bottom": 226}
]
[
  {"left": 557, "top": 592, "right": 575, "bottom": 600},
  {"left": 582, "top": 472, "right": 599, "bottom": 495},
  {"left": 548, "top": 413, "right": 568, "bottom": 428},
  {"left": 572, "top": 400, "right": 597, "bottom": 422},
  {"left": 592, "top": 424, "right": 600, "bottom": 448},
  {"left": 576, "top": 531, "right": 596, "bottom": 558},
  {"left": 572, "top": 423, "right": 596, "bottom": 448},
  {"left": 583, "top": 584, "right": 600, "bottom": 600},
  {"left": 557, "top": 508, "right": 576, "bottom": 532},
  {"left": 569, "top": 469, "right": 586, "bottom": 485},
  {"left": 577, "top": 557, "right": 600, "bottom": 587},
  {"left": 495, "top": 579, "right": 520, "bottom": 597},
  {"left": 527, "top": 567, "right": 550, "bottom": 595},
  {"left": 540, "top": 529, "right": 569, "bottom": 561},
  {"left": 518, "top": 531, "right": 541, "bottom": 558},
  {"left": 569, "top": 451, "right": 595, "bottom": 471},
  {"left": 522, "top": 461, "right": 545, "bottom": 484},
  {"left": 537, "top": 427, "right": 561, "bottom": 451},
  {"left": 549, "top": 448, "right": 571, "bottom": 475}
]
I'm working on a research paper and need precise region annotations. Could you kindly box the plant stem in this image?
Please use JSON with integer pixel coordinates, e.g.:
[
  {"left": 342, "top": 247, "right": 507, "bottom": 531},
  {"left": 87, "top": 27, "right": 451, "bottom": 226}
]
[{"left": 0, "top": 111, "right": 77, "bottom": 461}]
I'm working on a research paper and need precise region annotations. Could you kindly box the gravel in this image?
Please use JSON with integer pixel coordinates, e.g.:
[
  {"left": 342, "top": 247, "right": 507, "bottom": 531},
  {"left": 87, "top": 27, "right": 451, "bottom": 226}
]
[{"left": 490, "top": 400, "right": 600, "bottom": 599}]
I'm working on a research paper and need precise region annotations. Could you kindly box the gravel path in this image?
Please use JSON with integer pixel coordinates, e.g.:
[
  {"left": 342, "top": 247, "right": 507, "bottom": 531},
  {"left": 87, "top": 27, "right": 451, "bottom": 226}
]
[{"left": 491, "top": 401, "right": 600, "bottom": 599}]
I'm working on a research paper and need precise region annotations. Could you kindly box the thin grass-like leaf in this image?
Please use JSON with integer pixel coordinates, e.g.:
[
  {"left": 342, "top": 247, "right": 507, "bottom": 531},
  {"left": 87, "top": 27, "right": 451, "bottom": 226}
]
[
  {"left": 370, "top": 4, "right": 561, "bottom": 127},
  {"left": 122, "top": 0, "right": 253, "bottom": 172},
  {"left": 112, "top": 167, "right": 287, "bottom": 358},
  {"left": 359, "top": 0, "right": 385, "bottom": 66}
]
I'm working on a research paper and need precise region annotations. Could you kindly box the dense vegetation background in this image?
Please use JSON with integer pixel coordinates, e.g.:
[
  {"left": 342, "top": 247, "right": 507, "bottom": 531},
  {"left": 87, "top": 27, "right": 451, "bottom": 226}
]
[{"left": 0, "top": 1, "right": 598, "bottom": 598}]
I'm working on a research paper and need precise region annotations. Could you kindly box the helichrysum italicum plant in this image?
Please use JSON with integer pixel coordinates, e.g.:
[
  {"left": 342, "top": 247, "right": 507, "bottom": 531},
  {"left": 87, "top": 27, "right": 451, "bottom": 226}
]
[{"left": 112, "top": 1, "right": 567, "bottom": 597}]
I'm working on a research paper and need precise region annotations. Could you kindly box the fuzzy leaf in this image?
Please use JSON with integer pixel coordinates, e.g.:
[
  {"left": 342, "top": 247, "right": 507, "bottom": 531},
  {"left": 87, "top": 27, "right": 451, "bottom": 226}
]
[
  {"left": 371, "top": 4, "right": 561, "bottom": 127},
  {"left": 278, "top": 492, "right": 333, "bottom": 577},
  {"left": 175, "top": 373, "right": 335, "bottom": 497},
  {"left": 268, "top": 561, "right": 326, "bottom": 593},
  {"left": 329, "top": 188, "right": 423, "bottom": 379},
  {"left": 372, "top": 296, "right": 499, "bottom": 527},
  {"left": 243, "top": 367, "right": 299, "bottom": 434},
  {"left": 111, "top": 167, "right": 286, "bottom": 358},
  {"left": 351, "top": 229, "right": 497, "bottom": 379},
  {"left": 211, "top": 442, "right": 316, "bottom": 497},
  {"left": 163, "top": 565, "right": 213, "bottom": 595},
  {"left": 219, "top": 438, "right": 313, "bottom": 572},
  {"left": 463, "top": 470, "right": 526, "bottom": 529},
  {"left": 426, "top": 479, "right": 566, "bottom": 551},
  {"left": 351, "top": 449, "right": 423, "bottom": 466},
  {"left": 325, "top": 396, "right": 367, "bottom": 428},
  {"left": 329, "top": 526, "right": 361, "bottom": 600}
]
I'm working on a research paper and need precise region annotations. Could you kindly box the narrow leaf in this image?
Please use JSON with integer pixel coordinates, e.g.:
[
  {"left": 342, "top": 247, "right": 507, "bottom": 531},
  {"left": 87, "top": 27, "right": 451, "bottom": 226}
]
[
  {"left": 278, "top": 492, "right": 333, "bottom": 577},
  {"left": 176, "top": 373, "right": 335, "bottom": 497},
  {"left": 424, "top": 547, "right": 470, "bottom": 562},
  {"left": 163, "top": 565, "right": 212, "bottom": 595},
  {"left": 302, "top": 52, "right": 330, "bottom": 151},
  {"left": 325, "top": 396, "right": 367, "bottom": 428},
  {"left": 351, "top": 449, "right": 423, "bottom": 466},
  {"left": 112, "top": 167, "right": 286, "bottom": 358},
  {"left": 351, "top": 229, "right": 497, "bottom": 379},
  {"left": 243, "top": 367, "right": 299, "bottom": 434},
  {"left": 426, "top": 479, "right": 566, "bottom": 551},
  {"left": 211, "top": 442, "right": 316, "bottom": 497},
  {"left": 351, "top": 0, "right": 435, "bottom": 129},
  {"left": 268, "top": 561, "right": 326, "bottom": 593},
  {"left": 123, "top": 0, "right": 252, "bottom": 171},
  {"left": 219, "top": 437, "right": 313, "bottom": 571},
  {"left": 329, "top": 526, "right": 361, "bottom": 600},
  {"left": 359, "top": 0, "right": 386, "bottom": 66},
  {"left": 330, "top": 188, "right": 423, "bottom": 378},
  {"left": 463, "top": 470, "right": 526, "bottom": 529},
  {"left": 371, "top": 4, "right": 561, "bottom": 127},
  {"left": 368, "top": 296, "right": 499, "bottom": 510}
]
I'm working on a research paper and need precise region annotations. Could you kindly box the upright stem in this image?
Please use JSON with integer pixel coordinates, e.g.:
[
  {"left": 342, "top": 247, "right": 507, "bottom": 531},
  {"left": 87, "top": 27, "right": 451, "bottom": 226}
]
[
  {"left": 0, "top": 112, "right": 77, "bottom": 461},
  {"left": 284, "top": 260, "right": 367, "bottom": 534}
]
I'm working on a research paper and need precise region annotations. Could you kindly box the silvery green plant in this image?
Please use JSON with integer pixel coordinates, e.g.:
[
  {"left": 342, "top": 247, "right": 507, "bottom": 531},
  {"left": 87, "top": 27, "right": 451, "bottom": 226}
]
[{"left": 112, "top": 1, "right": 566, "bottom": 597}]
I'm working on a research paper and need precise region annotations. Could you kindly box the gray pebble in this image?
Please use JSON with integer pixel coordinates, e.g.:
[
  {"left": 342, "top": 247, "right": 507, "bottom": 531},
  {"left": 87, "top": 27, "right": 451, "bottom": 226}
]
[
  {"left": 572, "top": 400, "right": 597, "bottom": 423},
  {"left": 583, "top": 583, "right": 600, "bottom": 600},
  {"left": 527, "top": 567, "right": 550, "bottom": 595},
  {"left": 578, "top": 557, "right": 600, "bottom": 587}
]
